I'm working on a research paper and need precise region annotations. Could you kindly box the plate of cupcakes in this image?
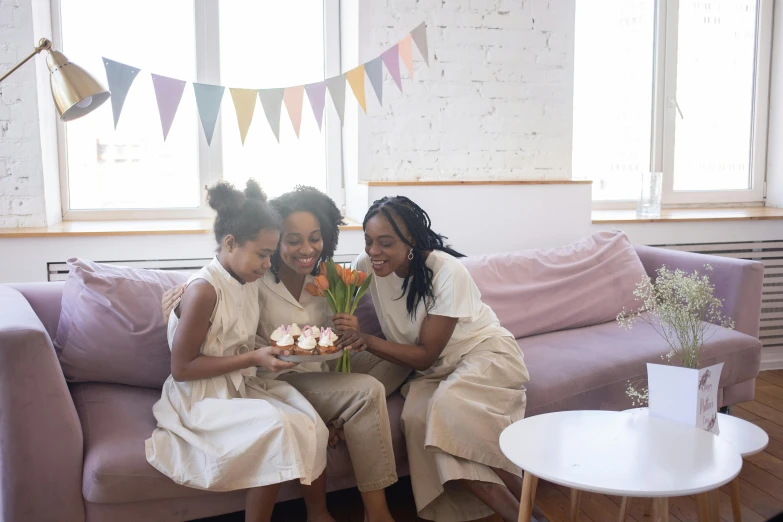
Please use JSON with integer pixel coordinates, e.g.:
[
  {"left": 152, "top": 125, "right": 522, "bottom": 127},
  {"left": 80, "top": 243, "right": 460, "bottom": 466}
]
[{"left": 271, "top": 324, "right": 344, "bottom": 362}]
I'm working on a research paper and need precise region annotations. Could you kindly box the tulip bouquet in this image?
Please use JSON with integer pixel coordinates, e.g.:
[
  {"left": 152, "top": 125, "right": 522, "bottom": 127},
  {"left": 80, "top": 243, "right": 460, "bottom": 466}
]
[{"left": 305, "top": 259, "right": 372, "bottom": 372}]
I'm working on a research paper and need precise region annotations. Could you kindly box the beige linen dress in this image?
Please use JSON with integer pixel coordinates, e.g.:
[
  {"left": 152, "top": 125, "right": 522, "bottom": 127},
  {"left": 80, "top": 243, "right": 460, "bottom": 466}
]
[
  {"left": 145, "top": 259, "right": 328, "bottom": 491},
  {"left": 356, "top": 251, "right": 530, "bottom": 521}
]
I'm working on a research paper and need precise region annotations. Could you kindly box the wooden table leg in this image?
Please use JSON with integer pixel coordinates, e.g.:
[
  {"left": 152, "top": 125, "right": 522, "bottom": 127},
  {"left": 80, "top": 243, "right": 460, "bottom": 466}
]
[
  {"left": 530, "top": 475, "right": 539, "bottom": 505},
  {"left": 570, "top": 489, "right": 582, "bottom": 522},
  {"left": 652, "top": 497, "right": 669, "bottom": 522},
  {"left": 697, "top": 493, "right": 711, "bottom": 522},
  {"left": 643, "top": 498, "right": 653, "bottom": 516},
  {"left": 729, "top": 477, "right": 742, "bottom": 522},
  {"left": 709, "top": 489, "right": 720, "bottom": 522},
  {"left": 519, "top": 472, "right": 536, "bottom": 522},
  {"left": 618, "top": 496, "right": 631, "bottom": 522}
]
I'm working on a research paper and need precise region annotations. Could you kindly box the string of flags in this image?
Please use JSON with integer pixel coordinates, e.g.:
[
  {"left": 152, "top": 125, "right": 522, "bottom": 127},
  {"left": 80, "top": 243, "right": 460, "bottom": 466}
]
[{"left": 102, "top": 22, "right": 429, "bottom": 146}]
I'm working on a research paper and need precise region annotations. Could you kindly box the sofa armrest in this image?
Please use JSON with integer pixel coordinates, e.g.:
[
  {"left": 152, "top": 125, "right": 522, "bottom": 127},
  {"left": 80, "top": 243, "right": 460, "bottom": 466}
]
[
  {"left": 633, "top": 245, "right": 764, "bottom": 338},
  {"left": 0, "top": 286, "right": 84, "bottom": 522}
]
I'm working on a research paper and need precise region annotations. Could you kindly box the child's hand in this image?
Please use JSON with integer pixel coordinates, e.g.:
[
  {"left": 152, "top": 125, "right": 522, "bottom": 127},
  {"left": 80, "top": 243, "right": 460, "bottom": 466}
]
[
  {"left": 331, "top": 313, "right": 360, "bottom": 333},
  {"left": 251, "top": 346, "right": 299, "bottom": 373},
  {"left": 162, "top": 284, "right": 186, "bottom": 325}
]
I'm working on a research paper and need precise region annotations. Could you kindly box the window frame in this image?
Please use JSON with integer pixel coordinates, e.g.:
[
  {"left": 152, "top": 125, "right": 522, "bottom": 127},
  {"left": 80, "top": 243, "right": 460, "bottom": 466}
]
[
  {"left": 591, "top": 0, "right": 773, "bottom": 209},
  {"left": 51, "top": 0, "right": 344, "bottom": 221}
]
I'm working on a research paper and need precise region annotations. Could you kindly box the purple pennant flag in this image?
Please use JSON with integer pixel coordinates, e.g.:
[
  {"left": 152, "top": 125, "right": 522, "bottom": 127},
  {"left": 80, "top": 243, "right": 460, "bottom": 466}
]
[
  {"left": 102, "top": 57, "right": 141, "bottom": 129},
  {"left": 381, "top": 45, "right": 402, "bottom": 92},
  {"left": 305, "top": 81, "right": 327, "bottom": 131},
  {"left": 151, "top": 74, "right": 187, "bottom": 141},
  {"left": 365, "top": 56, "right": 383, "bottom": 105}
]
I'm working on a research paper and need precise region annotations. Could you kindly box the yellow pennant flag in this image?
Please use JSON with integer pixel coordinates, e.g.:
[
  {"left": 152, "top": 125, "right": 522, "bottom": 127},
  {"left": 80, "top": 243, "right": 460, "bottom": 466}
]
[
  {"left": 346, "top": 65, "right": 367, "bottom": 114},
  {"left": 230, "top": 88, "right": 257, "bottom": 145},
  {"left": 399, "top": 34, "right": 414, "bottom": 78}
]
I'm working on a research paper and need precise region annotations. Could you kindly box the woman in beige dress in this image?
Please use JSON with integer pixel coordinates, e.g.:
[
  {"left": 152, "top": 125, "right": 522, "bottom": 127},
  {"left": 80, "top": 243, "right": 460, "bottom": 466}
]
[
  {"left": 162, "top": 186, "right": 409, "bottom": 522},
  {"left": 354, "top": 196, "right": 530, "bottom": 522},
  {"left": 147, "top": 180, "right": 331, "bottom": 522}
]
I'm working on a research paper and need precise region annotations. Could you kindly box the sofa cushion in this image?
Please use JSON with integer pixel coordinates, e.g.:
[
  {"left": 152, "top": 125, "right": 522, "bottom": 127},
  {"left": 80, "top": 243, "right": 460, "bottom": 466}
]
[
  {"left": 521, "top": 318, "right": 762, "bottom": 417},
  {"left": 73, "top": 382, "right": 408, "bottom": 504},
  {"left": 54, "top": 259, "right": 189, "bottom": 388},
  {"left": 461, "top": 231, "right": 647, "bottom": 339}
]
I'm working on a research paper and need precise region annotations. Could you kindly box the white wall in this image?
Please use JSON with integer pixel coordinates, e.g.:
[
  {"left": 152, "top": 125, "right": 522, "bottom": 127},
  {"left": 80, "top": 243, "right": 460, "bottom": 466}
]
[{"left": 0, "top": 0, "right": 60, "bottom": 227}]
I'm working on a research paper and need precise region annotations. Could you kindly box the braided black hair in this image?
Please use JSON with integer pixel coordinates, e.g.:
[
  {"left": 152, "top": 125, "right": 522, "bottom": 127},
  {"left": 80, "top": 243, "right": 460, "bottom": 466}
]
[
  {"left": 269, "top": 185, "right": 344, "bottom": 282},
  {"left": 363, "top": 196, "right": 464, "bottom": 319},
  {"left": 207, "top": 179, "right": 281, "bottom": 249}
]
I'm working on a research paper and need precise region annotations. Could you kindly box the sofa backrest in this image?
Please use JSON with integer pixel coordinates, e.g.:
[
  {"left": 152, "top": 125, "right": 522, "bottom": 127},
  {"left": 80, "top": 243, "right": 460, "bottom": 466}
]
[{"left": 8, "top": 282, "right": 66, "bottom": 341}]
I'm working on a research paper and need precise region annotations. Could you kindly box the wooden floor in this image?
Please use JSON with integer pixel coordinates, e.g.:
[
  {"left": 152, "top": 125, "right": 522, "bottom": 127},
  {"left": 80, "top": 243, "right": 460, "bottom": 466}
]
[{"left": 204, "top": 371, "right": 783, "bottom": 522}]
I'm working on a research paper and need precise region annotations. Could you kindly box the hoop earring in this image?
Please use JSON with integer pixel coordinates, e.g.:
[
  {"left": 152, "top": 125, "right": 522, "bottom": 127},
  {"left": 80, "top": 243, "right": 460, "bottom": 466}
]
[{"left": 408, "top": 249, "right": 414, "bottom": 261}]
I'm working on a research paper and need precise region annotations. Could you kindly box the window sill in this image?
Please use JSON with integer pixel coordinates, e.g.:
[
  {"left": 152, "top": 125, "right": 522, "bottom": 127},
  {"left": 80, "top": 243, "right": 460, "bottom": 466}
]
[
  {"left": 0, "top": 218, "right": 363, "bottom": 238},
  {"left": 592, "top": 206, "right": 783, "bottom": 224}
]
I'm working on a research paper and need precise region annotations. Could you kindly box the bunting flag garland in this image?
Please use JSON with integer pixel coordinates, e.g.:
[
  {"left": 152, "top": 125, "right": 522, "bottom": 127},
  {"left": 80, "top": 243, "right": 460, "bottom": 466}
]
[
  {"left": 381, "top": 45, "right": 402, "bottom": 92},
  {"left": 258, "top": 88, "right": 285, "bottom": 143},
  {"left": 305, "top": 81, "right": 327, "bottom": 130},
  {"left": 193, "top": 83, "right": 225, "bottom": 145},
  {"left": 101, "top": 22, "right": 427, "bottom": 145},
  {"left": 346, "top": 65, "right": 367, "bottom": 114},
  {"left": 283, "top": 86, "right": 305, "bottom": 138},
  {"left": 230, "top": 88, "right": 258, "bottom": 145},
  {"left": 365, "top": 56, "right": 383, "bottom": 105},
  {"left": 151, "top": 74, "right": 187, "bottom": 141},
  {"left": 102, "top": 58, "right": 141, "bottom": 129},
  {"left": 326, "top": 75, "right": 346, "bottom": 125}
]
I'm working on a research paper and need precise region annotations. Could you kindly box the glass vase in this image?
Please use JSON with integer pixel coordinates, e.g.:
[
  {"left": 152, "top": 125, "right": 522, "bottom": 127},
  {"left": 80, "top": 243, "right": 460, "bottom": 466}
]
[{"left": 636, "top": 171, "right": 662, "bottom": 218}]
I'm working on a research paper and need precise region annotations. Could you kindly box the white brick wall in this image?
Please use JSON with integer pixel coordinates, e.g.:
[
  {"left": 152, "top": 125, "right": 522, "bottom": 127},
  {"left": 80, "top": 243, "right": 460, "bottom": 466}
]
[
  {"left": 361, "top": 0, "right": 575, "bottom": 181},
  {"left": 0, "top": 0, "right": 49, "bottom": 227}
]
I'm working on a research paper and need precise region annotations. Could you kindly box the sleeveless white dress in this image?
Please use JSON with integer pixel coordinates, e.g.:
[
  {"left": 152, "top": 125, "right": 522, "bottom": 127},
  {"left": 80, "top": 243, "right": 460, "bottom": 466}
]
[{"left": 145, "top": 258, "right": 328, "bottom": 491}]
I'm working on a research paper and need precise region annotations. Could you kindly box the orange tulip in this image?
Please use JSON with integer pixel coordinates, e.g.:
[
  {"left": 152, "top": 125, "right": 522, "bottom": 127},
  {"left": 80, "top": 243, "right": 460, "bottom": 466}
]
[
  {"left": 335, "top": 264, "right": 344, "bottom": 277},
  {"left": 305, "top": 282, "right": 323, "bottom": 297},
  {"left": 314, "top": 274, "right": 330, "bottom": 292},
  {"left": 342, "top": 269, "right": 357, "bottom": 286},
  {"left": 319, "top": 261, "right": 328, "bottom": 277},
  {"left": 355, "top": 271, "right": 368, "bottom": 286}
]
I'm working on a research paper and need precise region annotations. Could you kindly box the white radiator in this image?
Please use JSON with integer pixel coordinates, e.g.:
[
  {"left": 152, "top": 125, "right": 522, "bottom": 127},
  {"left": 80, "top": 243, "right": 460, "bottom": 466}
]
[{"left": 654, "top": 240, "right": 783, "bottom": 369}]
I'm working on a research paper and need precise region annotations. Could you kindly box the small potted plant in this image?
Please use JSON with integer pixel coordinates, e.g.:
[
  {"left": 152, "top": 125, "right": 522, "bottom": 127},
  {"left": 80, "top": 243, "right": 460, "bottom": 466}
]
[{"left": 617, "top": 264, "right": 734, "bottom": 433}]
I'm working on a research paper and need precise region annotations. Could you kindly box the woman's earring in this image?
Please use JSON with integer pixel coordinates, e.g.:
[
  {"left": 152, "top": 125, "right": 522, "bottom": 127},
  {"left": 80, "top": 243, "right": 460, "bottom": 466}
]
[{"left": 408, "top": 249, "right": 414, "bottom": 261}]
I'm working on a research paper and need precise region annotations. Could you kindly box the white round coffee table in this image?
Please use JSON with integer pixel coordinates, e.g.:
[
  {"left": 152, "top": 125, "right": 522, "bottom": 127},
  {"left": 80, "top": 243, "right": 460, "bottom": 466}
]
[
  {"left": 624, "top": 409, "right": 769, "bottom": 522},
  {"left": 499, "top": 410, "right": 743, "bottom": 522}
]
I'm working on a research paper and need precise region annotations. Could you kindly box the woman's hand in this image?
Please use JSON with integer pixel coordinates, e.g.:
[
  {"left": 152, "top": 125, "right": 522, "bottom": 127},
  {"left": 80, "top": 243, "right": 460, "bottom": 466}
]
[
  {"left": 250, "top": 345, "right": 299, "bottom": 373},
  {"left": 331, "top": 313, "right": 360, "bottom": 333},
  {"left": 162, "top": 284, "right": 186, "bottom": 325},
  {"left": 336, "top": 328, "right": 367, "bottom": 353}
]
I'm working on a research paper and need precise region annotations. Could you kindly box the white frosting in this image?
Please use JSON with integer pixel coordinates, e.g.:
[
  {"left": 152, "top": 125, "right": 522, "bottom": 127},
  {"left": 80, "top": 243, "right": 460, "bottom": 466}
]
[
  {"left": 270, "top": 324, "right": 290, "bottom": 342},
  {"left": 289, "top": 323, "right": 302, "bottom": 337},
  {"left": 276, "top": 333, "right": 294, "bottom": 347},
  {"left": 318, "top": 327, "right": 339, "bottom": 347},
  {"left": 297, "top": 329, "right": 317, "bottom": 351},
  {"left": 305, "top": 325, "right": 320, "bottom": 338}
]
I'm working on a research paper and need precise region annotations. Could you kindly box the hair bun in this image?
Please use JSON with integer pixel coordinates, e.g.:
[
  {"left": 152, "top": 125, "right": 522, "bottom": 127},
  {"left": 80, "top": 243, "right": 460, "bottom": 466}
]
[
  {"left": 244, "top": 178, "right": 268, "bottom": 203},
  {"left": 207, "top": 181, "right": 245, "bottom": 216}
]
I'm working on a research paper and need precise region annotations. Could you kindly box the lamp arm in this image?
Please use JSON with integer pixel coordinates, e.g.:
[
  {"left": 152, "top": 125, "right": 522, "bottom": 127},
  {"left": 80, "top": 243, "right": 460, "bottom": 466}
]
[{"left": 0, "top": 38, "right": 52, "bottom": 84}]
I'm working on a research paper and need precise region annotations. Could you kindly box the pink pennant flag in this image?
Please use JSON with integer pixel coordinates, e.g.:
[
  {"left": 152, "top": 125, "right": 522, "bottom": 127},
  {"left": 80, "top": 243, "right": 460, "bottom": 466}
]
[
  {"left": 382, "top": 45, "right": 402, "bottom": 92},
  {"left": 399, "top": 34, "right": 414, "bottom": 78},
  {"left": 283, "top": 85, "right": 305, "bottom": 138},
  {"left": 151, "top": 74, "right": 187, "bottom": 140},
  {"left": 305, "top": 81, "right": 327, "bottom": 130}
]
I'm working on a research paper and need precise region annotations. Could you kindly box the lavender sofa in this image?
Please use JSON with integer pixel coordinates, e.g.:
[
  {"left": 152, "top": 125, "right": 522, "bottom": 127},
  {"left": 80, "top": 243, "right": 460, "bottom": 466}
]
[{"left": 0, "top": 243, "right": 763, "bottom": 522}]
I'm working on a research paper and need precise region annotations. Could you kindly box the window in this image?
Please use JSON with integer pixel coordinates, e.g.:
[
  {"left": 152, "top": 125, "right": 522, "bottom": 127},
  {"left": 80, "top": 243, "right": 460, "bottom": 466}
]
[
  {"left": 54, "top": 0, "right": 342, "bottom": 219},
  {"left": 573, "top": 0, "right": 772, "bottom": 205}
]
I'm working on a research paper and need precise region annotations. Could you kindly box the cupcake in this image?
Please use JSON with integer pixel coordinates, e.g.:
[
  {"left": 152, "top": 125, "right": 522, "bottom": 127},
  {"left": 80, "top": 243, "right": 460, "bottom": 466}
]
[
  {"left": 270, "top": 325, "right": 295, "bottom": 348},
  {"left": 289, "top": 323, "right": 303, "bottom": 340},
  {"left": 317, "top": 327, "right": 340, "bottom": 354},
  {"left": 294, "top": 326, "right": 318, "bottom": 356}
]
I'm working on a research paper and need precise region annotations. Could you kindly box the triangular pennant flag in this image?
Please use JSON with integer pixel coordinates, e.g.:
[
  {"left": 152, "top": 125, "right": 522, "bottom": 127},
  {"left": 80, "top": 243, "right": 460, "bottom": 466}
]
[
  {"left": 326, "top": 75, "right": 346, "bottom": 126},
  {"left": 365, "top": 57, "right": 383, "bottom": 105},
  {"left": 258, "top": 88, "right": 285, "bottom": 142},
  {"left": 151, "top": 74, "right": 187, "bottom": 141},
  {"left": 193, "top": 83, "right": 224, "bottom": 146},
  {"left": 382, "top": 45, "right": 402, "bottom": 92},
  {"left": 305, "top": 81, "right": 327, "bottom": 130},
  {"left": 410, "top": 22, "right": 429, "bottom": 66},
  {"left": 283, "top": 86, "right": 305, "bottom": 138},
  {"left": 229, "top": 88, "right": 257, "bottom": 145},
  {"left": 399, "top": 34, "right": 414, "bottom": 78},
  {"left": 102, "top": 58, "right": 141, "bottom": 129},
  {"left": 346, "top": 65, "right": 367, "bottom": 114}
]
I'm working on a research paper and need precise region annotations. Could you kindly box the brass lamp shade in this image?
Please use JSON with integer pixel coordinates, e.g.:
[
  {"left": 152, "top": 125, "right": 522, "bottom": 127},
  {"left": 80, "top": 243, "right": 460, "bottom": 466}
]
[{"left": 46, "top": 50, "right": 110, "bottom": 122}]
